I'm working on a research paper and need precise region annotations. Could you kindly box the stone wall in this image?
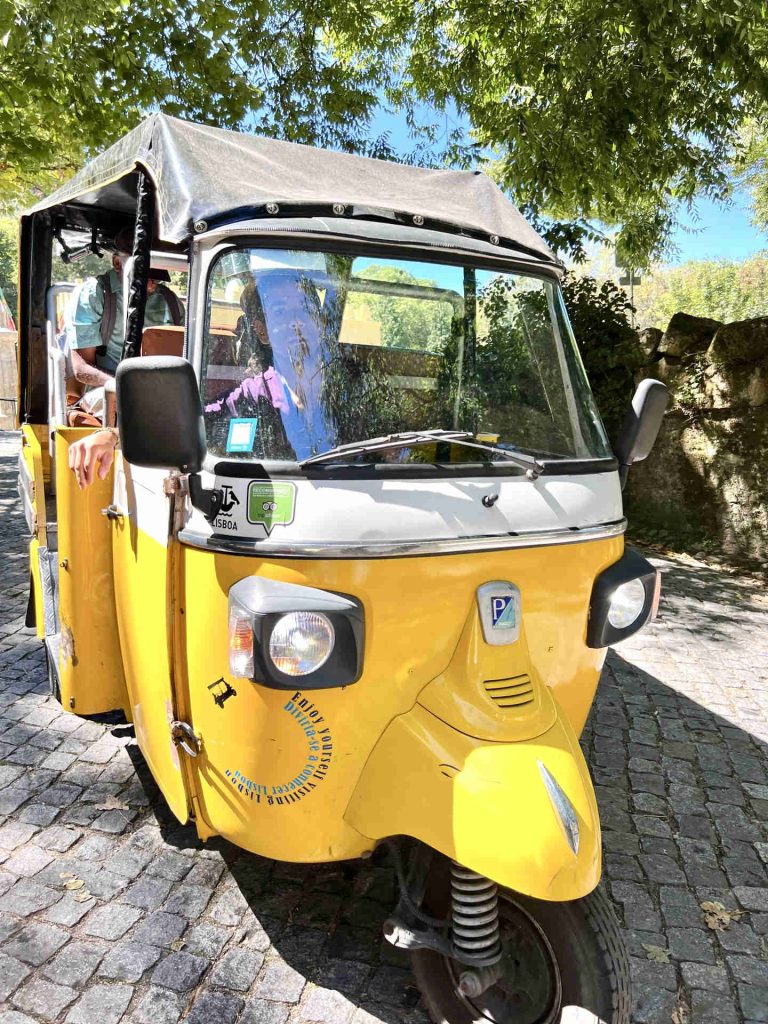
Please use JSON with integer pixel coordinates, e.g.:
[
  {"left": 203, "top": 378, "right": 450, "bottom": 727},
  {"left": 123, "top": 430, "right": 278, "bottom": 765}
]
[{"left": 626, "top": 312, "right": 768, "bottom": 560}]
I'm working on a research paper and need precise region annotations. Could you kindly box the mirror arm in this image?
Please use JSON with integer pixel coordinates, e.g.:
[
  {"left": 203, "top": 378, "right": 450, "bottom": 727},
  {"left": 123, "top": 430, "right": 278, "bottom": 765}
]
[{"left": 188, "top": 473, "right": 224, "bottom": 522}]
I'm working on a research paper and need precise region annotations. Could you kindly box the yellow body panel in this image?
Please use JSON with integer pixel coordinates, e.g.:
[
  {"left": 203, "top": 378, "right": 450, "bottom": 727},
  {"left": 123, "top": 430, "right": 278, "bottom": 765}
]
[
  {"left": 110, "top": 476, "right": 191, "bottom": 824},
  {"left": 345, "top": 702, "right": 600, "bottom": 900},
  {"left": 178, "top": 535, "right": 621, "bottom": 880},
  {"left": 28, "top": 538, "right": 46, "bottom": 639},
  {"left": 20, "top": 425, "right": 46, "bottom": 539},
  {"left": 21, "top": 426, "right": 47, "bottom": 639},
  {"left": 27, "top": 422, "right": 51, "bottom": 484},
  {"left": 54, "top": 430, "right": 129, "bottom": 716}
]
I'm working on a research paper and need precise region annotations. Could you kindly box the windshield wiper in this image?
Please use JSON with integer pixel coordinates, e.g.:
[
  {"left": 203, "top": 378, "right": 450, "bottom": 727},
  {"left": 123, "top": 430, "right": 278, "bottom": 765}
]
[{"left": 299, "top": 429, "right": 544, "bottom": 478}]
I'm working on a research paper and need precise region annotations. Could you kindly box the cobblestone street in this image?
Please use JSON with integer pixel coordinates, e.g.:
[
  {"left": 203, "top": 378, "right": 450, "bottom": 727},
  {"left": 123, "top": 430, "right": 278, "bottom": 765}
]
[{"left": 1, "top": 428, "right": 767, "bottom": 1024}]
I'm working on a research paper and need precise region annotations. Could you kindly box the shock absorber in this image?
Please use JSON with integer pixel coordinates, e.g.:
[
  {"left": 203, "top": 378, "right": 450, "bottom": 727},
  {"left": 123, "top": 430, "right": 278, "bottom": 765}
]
[{"left": 450, "top": 862, "right": 503, "bottom": 967}]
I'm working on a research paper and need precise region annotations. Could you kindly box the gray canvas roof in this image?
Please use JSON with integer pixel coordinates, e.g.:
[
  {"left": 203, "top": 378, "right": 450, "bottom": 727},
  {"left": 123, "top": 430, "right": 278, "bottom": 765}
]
[{"left": 27, "top": 114, "right": 557, "bottom": 264}]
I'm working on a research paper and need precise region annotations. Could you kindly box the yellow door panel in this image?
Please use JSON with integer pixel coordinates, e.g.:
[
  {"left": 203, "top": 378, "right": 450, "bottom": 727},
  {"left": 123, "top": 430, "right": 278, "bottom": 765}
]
[
  {"left": 111, "top": 460, "right": 191, "bottom": 824},
  {"left": 20, "top": 425, "right": 46, "bottom": 542},
  {"left": 54, "top": 429, "right": 129, "bottom": 716}
]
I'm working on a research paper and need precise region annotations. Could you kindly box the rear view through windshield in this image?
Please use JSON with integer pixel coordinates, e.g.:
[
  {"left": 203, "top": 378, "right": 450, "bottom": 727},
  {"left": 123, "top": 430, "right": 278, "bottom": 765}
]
[{"left": 200, "top": 248, "right": 611, "bottom": 465}]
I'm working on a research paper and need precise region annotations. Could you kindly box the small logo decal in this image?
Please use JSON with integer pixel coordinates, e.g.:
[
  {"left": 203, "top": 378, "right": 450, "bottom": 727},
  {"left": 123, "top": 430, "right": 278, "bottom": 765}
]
[
  {"left": 477, "top": 582, "right": 521, "bottom": 645},
  {"left": 208, "top": 677, "right": 237, "bottom": 708},
  {"left": 218, "top": 485, "right": 241, "bottom": 516},
  {"left": 491, "top": 595, "right": 516, "bottom": 629},
  {"left": 246, "top": 481, "right": 297, "bottom": 535}
]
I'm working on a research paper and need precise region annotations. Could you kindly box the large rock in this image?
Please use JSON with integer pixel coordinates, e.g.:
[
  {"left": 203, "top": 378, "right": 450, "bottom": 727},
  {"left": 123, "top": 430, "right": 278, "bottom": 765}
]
[
  {"left": 659, "top": 312, "right": 722, "bottom": 359},
  {"left": 707, "top": 316, "right": 768, "bottom": 367},
  {"left": 637, "top": 327, "right": 663, "bottom": 359}
]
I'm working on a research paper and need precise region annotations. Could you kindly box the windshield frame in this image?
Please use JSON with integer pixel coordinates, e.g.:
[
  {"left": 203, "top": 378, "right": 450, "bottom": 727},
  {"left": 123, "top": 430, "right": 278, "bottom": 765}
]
[{"left": 190, "top": 231, "right": 617, "bottom": 479}]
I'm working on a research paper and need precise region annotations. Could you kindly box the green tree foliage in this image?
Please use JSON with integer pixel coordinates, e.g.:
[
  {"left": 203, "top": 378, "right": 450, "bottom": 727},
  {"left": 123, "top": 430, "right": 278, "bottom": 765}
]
[
  {"left": 632, "top": 256, "right": 768, "bottom": 329},
  {"left": 4, "top": 1, "right": 768, "bottom": 264},
  {"left": 562, "top": 274, "right": 643, "bottom": 439},
  {"left": 0, "top": 0, "right": 385, "bottom": 206},
  {"left": 0, "top": 216, "right": 18, "bottom": 316},
  {"left": 348, "top": 264, "right": 453, "bottom": 350},
  {"left": 329, "top": 1, "right": 768, "bottom": 266}
]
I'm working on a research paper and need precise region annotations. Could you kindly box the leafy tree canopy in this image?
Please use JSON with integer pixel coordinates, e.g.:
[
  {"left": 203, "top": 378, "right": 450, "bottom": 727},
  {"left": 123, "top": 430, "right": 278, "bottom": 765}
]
[
  {"left": 3, "top": 0, "right": 768, "bottom": 265},
  {"left": 632, "top": 255, "right": 768, "bottom": 329},
  {"left": 0, "top": 0, "right": 386, "bottom": 206}
]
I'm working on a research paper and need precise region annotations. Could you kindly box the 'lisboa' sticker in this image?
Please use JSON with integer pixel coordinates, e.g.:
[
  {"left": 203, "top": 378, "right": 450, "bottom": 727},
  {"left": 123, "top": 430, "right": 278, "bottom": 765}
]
[{"left": 246, "top": 481, "right": 296, "bottom": 535}]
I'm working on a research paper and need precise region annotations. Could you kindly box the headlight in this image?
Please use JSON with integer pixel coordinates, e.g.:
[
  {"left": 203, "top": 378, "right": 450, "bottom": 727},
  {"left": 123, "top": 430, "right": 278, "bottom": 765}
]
[
  {"left": 607, "top": 577, "right": 646, "bottom": 630},
  {"left": 226, "top": 577, "right": 364, "bottom": 689},
  {"left": 586, "top": 547, "right": 658, "bottom": 648},
  {"left": 269, "top": 612, "right": 335, "bottom": 676}
]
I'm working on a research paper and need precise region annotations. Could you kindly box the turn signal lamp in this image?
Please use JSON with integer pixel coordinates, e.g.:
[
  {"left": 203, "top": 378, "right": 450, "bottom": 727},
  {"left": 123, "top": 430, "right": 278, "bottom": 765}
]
[{"left": 228, "top": 605, "right": 255, "bottom": 678}]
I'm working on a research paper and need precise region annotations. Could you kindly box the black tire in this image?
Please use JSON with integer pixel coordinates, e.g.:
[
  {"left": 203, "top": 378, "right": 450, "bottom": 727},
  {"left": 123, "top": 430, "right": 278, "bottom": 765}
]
[{"left": 412, "top": 875, "right": 630, "bottom": 1024}]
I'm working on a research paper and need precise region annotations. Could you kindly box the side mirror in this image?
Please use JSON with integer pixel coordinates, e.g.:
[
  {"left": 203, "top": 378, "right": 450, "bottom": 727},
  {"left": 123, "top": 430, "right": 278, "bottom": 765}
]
[
  {"left": 116, "top": 356, "right": 223, "bottom": 521},
  {"left": 614, "top": 378, "right": 668, "bottom": 487},
  {"left": 116, "top": 356, "right": 205, "bottom": 472}
]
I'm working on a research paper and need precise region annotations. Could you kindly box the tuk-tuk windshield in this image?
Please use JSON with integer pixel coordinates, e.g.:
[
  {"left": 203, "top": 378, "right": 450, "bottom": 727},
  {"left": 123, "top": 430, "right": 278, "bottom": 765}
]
[{"left": 201, "top": 248, "right": 611, "bottom": 466}]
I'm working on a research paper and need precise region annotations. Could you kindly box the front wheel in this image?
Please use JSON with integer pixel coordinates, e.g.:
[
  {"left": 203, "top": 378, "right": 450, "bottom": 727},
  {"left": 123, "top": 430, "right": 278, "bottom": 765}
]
[{"left": 411, "top": 882, "right": 630, "bottom": 1024}]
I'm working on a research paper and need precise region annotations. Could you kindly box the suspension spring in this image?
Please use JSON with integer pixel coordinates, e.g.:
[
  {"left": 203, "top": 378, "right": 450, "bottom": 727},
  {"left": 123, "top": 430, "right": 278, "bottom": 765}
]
[{"left": 450, "top": 862, "right": 503, "bottom": 968}]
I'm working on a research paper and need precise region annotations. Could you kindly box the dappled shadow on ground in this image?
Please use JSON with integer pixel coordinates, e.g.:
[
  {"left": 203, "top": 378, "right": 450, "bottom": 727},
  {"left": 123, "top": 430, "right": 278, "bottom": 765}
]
[{"left": 123, "top": 739, "right": 428, "bottom": 1023}]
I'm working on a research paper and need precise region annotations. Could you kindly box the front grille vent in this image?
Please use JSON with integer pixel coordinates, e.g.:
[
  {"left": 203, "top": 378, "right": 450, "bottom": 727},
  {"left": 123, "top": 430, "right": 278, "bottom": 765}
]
[{"left": 483, "top": 674, "right": 535, "bottom": 709}]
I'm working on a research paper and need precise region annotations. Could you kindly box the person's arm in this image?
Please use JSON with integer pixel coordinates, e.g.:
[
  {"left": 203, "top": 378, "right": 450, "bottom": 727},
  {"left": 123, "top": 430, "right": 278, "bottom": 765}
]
[
  {"left": 67, "top": 429, "right": 119, "bottom": 489},
  {"left": 69, "top": 276, "right": 113, "bottom": 387},
  {"left": 70, "top": 346, "right": 113, "bottom": 388}
]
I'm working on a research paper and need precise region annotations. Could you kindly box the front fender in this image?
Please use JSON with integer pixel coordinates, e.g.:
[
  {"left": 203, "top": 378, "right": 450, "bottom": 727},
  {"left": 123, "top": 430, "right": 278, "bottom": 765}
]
[{"left": 344, "top": 702, "right": 601, "bottom": 901}]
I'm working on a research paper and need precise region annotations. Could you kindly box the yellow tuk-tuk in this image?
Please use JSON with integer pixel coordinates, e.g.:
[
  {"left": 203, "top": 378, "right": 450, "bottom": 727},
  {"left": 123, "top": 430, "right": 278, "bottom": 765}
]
[{"left": 17, "top": 115, "right": 667, "bottom": 1024}]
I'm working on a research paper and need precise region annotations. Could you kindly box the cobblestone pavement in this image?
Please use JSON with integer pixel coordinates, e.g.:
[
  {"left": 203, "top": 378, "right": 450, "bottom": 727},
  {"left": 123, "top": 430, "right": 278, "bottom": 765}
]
[{"left": 1, "top": 428, "right": 767, "bottom": 1024}]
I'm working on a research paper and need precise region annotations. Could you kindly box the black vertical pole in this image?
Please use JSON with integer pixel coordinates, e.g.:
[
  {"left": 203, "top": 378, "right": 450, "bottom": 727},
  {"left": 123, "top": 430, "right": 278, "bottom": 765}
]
[{"left": 122, "top": 170, "right": 155, "bottom": 361}]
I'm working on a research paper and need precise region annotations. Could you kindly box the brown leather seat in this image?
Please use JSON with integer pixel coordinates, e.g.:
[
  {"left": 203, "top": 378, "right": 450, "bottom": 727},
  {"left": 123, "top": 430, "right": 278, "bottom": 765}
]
[{"left": 141, "top": 325, "right": 186, "bottom": 357}]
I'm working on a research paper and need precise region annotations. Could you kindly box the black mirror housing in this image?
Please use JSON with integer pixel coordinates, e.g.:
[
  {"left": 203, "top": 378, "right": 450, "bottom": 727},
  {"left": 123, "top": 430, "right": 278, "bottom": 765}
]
[
  {"left": 116, "top": 356, "right": 206, "bottom": 472},
  {"left": 614, "top": 379, "right": 668, "bottom": 484}
]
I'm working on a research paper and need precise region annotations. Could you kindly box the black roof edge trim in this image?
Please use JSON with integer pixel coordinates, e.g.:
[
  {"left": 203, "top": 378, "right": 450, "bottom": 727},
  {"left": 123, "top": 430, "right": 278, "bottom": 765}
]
[
  {"left": 202, "top": 231, "right": 564, "bottom": 283},
  {"left": 197, "top": 204, "right": 562, "bottom": 269}
]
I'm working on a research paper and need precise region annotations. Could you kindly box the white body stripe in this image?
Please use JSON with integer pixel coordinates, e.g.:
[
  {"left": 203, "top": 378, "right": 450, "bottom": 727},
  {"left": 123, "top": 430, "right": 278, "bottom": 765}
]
[{"left": 182, "top": 470, "right": 622, "bottom": 546}]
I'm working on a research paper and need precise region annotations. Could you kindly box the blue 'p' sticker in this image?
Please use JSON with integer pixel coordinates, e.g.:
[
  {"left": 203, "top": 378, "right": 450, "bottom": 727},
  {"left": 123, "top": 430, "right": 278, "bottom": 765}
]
[
  {"left": 491, "top": 595, "right": 516, "bottom": 629},
  {"left": 226, "top": 418, "right": 258, "bottom": 453}
]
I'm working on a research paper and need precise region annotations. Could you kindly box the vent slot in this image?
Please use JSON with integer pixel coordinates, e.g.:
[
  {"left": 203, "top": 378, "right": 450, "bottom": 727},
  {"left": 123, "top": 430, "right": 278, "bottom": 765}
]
[{"left": 483, "top": 674, "right": 535, "bottom": 709}]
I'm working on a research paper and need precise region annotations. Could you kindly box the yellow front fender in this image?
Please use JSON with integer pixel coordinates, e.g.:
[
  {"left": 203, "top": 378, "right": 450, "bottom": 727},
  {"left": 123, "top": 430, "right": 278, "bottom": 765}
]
[{"left": 345, "top": 702, "right": 601, "bottom": 902}]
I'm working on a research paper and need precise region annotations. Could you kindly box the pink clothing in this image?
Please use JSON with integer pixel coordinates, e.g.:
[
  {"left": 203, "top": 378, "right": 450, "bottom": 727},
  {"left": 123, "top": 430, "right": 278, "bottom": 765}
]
[{"left": 205, "top": 366, "right": 289, "bottom": 415}]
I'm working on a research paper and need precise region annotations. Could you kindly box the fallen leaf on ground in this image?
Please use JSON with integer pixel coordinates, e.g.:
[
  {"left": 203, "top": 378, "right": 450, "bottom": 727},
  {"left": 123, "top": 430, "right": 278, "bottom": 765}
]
[
  {"left": 65, "top": 879, "right": 85, "bottom": 890},
  {"left": 73, "top": 890, "right": 93, "bottom": 903},
  {"left": 672, "top": 998, "right": 691, "bottom": 1024},
  {"left": 59, "top": 872, "right": 74, "bottom": 879},
  {"left": 700, "top": 900, "right": 745, "bottom": 930},
  {"left": 95, "top": 796, "right": 130, "bottom": 812},
  {"left": 169, "top": 938, "right": 186, "bottom": 951},
  {"left": 642, "top": 944, "right": 671, "bottom": 963}
]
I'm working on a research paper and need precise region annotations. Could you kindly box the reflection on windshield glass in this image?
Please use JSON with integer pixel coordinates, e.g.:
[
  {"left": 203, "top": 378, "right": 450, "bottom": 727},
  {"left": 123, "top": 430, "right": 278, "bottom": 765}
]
[{"left": 200, "top": 249, "right": 610, "bottom": 464}]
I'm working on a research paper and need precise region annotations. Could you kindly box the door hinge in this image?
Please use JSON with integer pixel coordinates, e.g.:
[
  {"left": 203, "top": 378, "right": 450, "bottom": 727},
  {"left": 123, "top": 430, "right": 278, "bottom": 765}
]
[{"left": 171, "top": 720, "right": 201, "bottom": 758}]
